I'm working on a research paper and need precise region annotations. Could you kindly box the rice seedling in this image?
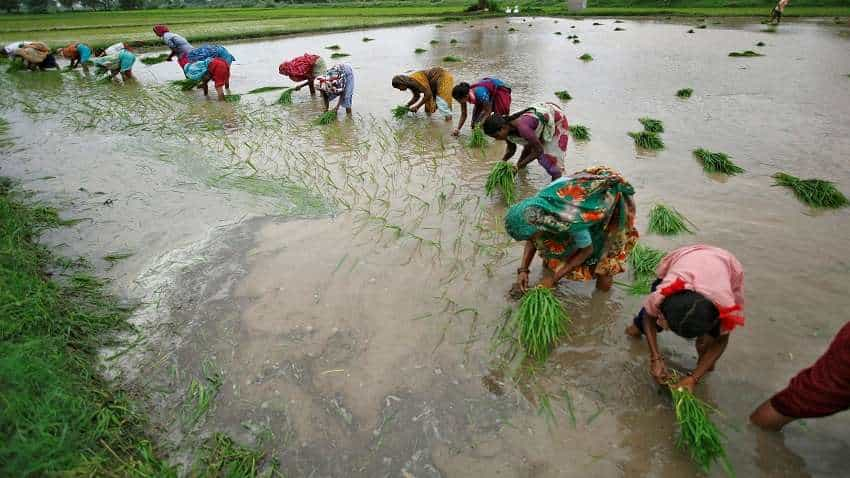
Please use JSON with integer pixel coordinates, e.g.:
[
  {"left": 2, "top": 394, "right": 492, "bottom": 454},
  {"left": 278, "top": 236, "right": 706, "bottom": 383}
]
[
  {"left": 484, "top": 161, "right": 517, "bottom": 204},
  {"left": 430, "top": 40, "right": 440, "bottom": 44},
  {"left": 628, "top": 131, "right": 664, "bottom": 150},
  {"left": 515, "top": 287, "right": 570, "bottom": 362},
  {"left": 554, "top": 90, "right": 572, "bottom": 101},
  {"left": 697, "top": 24, "right": 707, "bottom": 29},
  {"left": 615, "top": 274, "right": 656, "bottom": 296},
  {"left": 325, "top": 44, "right": 341, "bottom": 50},
  {"left": 669, "top": 384, "right": 734, "bottom": 476},
  {"left": 578, "top": 53, "right": 593, "bottom": 62},
  {"left": 687, "top": 29, "right": 695, "bottom": 33},
  {"left": 103, "top": 251, "right": 134, "bottom": 263},
  {"left": 756, "top": 41, "right": 766, "bottom": 46},
  {"left": 450, "top": 38, "right": 459, "bottom": 43},
  {"left": 467, "top": 125, "right": 487, "bottom": 148},
  {"left": 569, "top": 124, "right": 590, "bottom": 141},
  {"left": 442, "top": 55, "right": 463, "bottom": 62},
  {"left": 330, "top": 52, "right": 350, "bottom": 59},
  {"left": 140, "top": 53, "right": 170, "bottom": 65},
  {"left": 508, "top": 27, "right": 517, "bottom": 32},
  {"left": 615, "top": 20, "right": 625, "bottom": 23},
  {"left": 638, "top": 117, "right": 664, "bottom": 133},
  {"left": 314, "top": 110, "right": 337, "bottom": 126},
  {"left": 772, "top": 172, "right": 849, "bottom": 209},
  {"left": 414, "top": 48, "right": 427, "bottom": 53},
  {"left": 362, "top": 37, "right": 374, "bottom": 42},
  {"left": 573, "top": 38, "right": 581, "bottom": 44},
  {"left": 628, "top": 243, "right": 666, "bottom": 278},
  {"left": 593, "top": 22, "right": 603, "bottom": 26},
  {"left": 6, "top": 61, "right": 26, "bottom": 73},
  {"left": 224, "top": 94, "right": 240, "bottom": 102},
  {"left": 728, "top": 50, "right": 763, "bottom": 57},
  {"left": 170, "top": 78, "right": 199, "bottom": 91},
  {"left": 246, "top": 86, "right": 287, "bottom": 94},
  {"left": 392, "top": 105, "right": 409, "bottom": 118},
  {"left": 693, "top": 148, "right": 745, "bottom": 175},
  {"left": 555, "top": 32, "right": 562, "bottom": 35},
  {"left": 648, "top": 204, "right": 694, "bottom": 235},
  {"left": 277, "top": 88, "right": 294, "bottom": 104},
  {"left": 192, "top": 433, "right": 266, "bottom": 477},
  {"left": 614, "top": 27, "right": 626, "bottom": 31},
  {"left": 676, "top": 88, "right": 693, "bottom": 98}
]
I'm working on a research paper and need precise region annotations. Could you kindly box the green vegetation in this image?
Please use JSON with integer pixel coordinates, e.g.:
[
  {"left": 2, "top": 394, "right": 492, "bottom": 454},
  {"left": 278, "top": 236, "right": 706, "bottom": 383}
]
[
  {"left": 484, "top": 161, "right": 517, "bottom": 204},
  {"left": 325, "top": 44, "right": 341, "bottom": 50},
  {"left": 516, "top": 287, "right": 570, "bottom": 362},
  {"left": 569, "top": 124, "right": 590, "bottom": 141},
  {"left": 579, "top": 53, "right": 593, "bottom": 61},
  {"left": 315, "top": 110, "right": 337, "bottom": 125},
  {"left": 648, "top": 203, "right": 694, "bottom": 235},
  {"left": 614, "top": 26, "right": 626, "bottom": 30},
  {"left": 628, "top": 131, "right": 664, "bottom": 150},
  {"left": 639, "top": 117, "right": 664, "bottom": 133},
  {"left": 554, "top": 90, "right": 572, "bottom": 100},
  {"left": 362, "top": 36, "right": 375, "bottom": 42},
  {"left": 729, "top": 50, "right": 763, "bottom": 57},
  {"left": 330, "top": 52, "right": 350, "bottom": 58},
  {"left": 414, "top": 48, "right": 427, "bottom": 53},
  {"left": 670, "top": 385, "right": 733, "bottom": 476},
  {"left": 246, "top": 85, "right": 287, "bottom": 94},
  {"left": 140, "top": 53, "right": 170, "bottom": 65},
  {"left": 277, "top": 87, "right": 294, "bottom": 105},
  {"left": 224, "top": 94, "right": 241, "bottom": 102},
  {"left": 442, "top": 55, "right": 463, "bottom": 62},
  {"left": 676, "top": 88, "right": 693, "bottom": 98},
  {"left": 616, "top": 242, "right": 666, "bottom": 295},
  {"left": 573, "top": 38, "right": 581, "bottom": 43},
  {"left": 773, "top": 172, "right": 849, "bottom": 209},
  {"left": 392, "top": 104, "right": 409, "bottom": 118},
  {"left": 192, "top": 433, "right": 269, "bottom": 477},
  {"left": 450, "top": 38, "right": 459, "bottom": 43},
  {"left": 170, "top": 78, "right": 199, "bottom": 91},
  {"left": 756, "top": 41, "right": 766, "bottom": 46},
  {"left": 468, "top": 125, "right": 487, "bottom": 148},
  {"left": 430, "top": 39, "right": 440, "bottom": 44},
  {"left": 693, "top": 148, "right": 745, "bottom": 175}
]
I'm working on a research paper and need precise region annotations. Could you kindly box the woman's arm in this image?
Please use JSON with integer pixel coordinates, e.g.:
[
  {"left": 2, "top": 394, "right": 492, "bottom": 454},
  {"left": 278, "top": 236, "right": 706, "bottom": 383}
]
[
  {"left": 643, "top": 315, "right": 669, "bottom": 384},
  {"left": 202, "top": 80, "right": 209, "bottom": 97},
  {"left": 501, "top": 142, "right": 517, "bottom": 162},
  {"left": 453, "top": 102, "right": 468, "bottom": 136},
  {"left": 472, "top": 102, "right": 493, "bottom": 125},
  {"left": 548, "top": 246, "right": 593, "bottom": 284},
  {"left": 406, "top": 91, "right": 422, "bottom": 108},
  {"left": 677, "top": 334, "right": 729, "bottom": 391},
  {"left": 215, "top": 84, "right": 226, "bottom": 101},
  {"left": 516, "top": 240, "right": 537, "bottom": 293},
  {"left": 516, "top": 144, "right": 543, "bottom": 169},
  {"left": 513, "top": 118, "right": 544, "bottom": 169}
]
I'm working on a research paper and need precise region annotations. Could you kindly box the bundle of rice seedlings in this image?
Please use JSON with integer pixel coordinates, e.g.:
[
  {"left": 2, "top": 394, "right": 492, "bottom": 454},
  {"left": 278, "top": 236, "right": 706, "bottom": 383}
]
[
  {"left": 593, "top": 22, "right": 603, "bottom": 26},
  {"left": 362, "top": 37, "right": 375, "bottom": 42},
  {"left": 614, "top": 20, "right": 625, "bottom": 23},
  {"left": 392, "top": 105, "right": 409, "bottom": 118},
  {"left": 693, "top": 148, "right": 745, "bottom": 175},
  {"left": 569, "top": 124, "right": 590, "bottom": 141},
  {"left": 442, "top": 55, "right": 463, "bottom": 62},
  {"left": 579, "top": 53, "right": 593, "bottom": 61},
  {"left": 314, "top": 110, "right": 337, "bottom": 126},
  {"left": 450, "top": 38, "right": 459, "bottom": 43},
  {"left": 140, "top": 53, "right": 170, "bottom": 65},
  {"left": 670, "top": 384, "right": 734, "bottom": 476},
  {"left": 697, "top": 24, "right": 707, "bottom": 29},
  {"left": 247, "top": 86, "right": 287, "bottom": 94},
  {"left": 573, "top": 39, "right": 581, "bottom": 44},
  {"left": 687, "top": 29, "right": 695, "bottom": 33},
  {"left": 277, "top": 88, "right": 294, "bottom": 105},
  {"left": 325, "top": 44, "right": 341, "bottom": 50},
  {"left": 728, "top": 50, "right": 763, "bottom": 57},
  {"left": 772, "top": 172, "right": 849, "bottom": 209},
  {"left": 628, "top": 243, "right": 666, "bottom": 278},
  {"left": 224, "top": 94, "right": 241, "bottom": 102},
  {"left": 414, "top": 48, "right": 428, "bottom": 53},
  {"left": 6, "top": 61, "right": 26, "bottom": 73},
  {"left": 468, "top": 126, "right": 487, "bottom": 148},
  {"left": 554, "top": 90, "right": 572, "bottom": 100},
  {"left": 648, "top": 204, "right": 694, "bottom": 235},
  {"left": 170, "top": 78, "right": 199, "bottom": 91},
  {"left": 484, "top": 161, "right": 517, "bottom": 204},
  {"left": 676, "top": 88, "right": 693, "bottom": 98},
  {"left": 555, "top": 32, "right": 562, "bottom": 35},
  {"left": 628, "top": 131, "right": 664, "bottom": 150},
  {"left": 430, "top": 40, "right": 440, "bottom": 44},
  {"left": 330, "top": 52, "right": 350, "bottom": 59},
  {"left": 515, "top": 287, "right": 570, "bottom": 362},
  {"left": 756, "top": 41, "right": 766, "bottom": 46},
  {"left": 638, "top": 117, "right": 664, "bottom": 133},
  {"left": 614, "top": 27, "right": 626, "bottom": 31},
  {"left": 508, "top": 27, "right": 517, "bottom": 32}
]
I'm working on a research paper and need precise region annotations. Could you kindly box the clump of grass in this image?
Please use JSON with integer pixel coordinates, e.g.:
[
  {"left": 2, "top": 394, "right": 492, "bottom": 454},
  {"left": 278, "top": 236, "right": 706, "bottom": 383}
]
[
  {"left": 325, "top": 44, "right": 341, "bottom": 50},
  {"left": 192, "top": 433, "right": 266, "bottom": 477},
  {"left": 670, "top": 385, "right": 734, "bottom": 476},
  {"left": 516, "top": 287, "right": 570, "bottom": 362},
  {"left": 104, "top": 251, "right": 134, "bottom": 263},
  {"left": 430, "top": 39, "right": 440, "bottom": 44},
  {"left": 170, "top": 78, "right": 199, "bottom": 91},
  {"left": 569, "top": 124, "right": 590, "bottom": 141},
  {"left": 277, "top": 88, "right": 294, "bottom": 105},
  {"left": 614, "top": 27, "right": 626, "bottom": 31},
  {"left": 728, "top": 50, "right": 763, "bottom": 57},
  {"left": 246, "top": 86, "right": 287, "bottom": 94},
  {"left": 362, "top": 37, "right": 374, "bottom": 42},
  {"left": 648, "top": 204, "right": 694, "bottom": 235},
  {"left": 629, "top": 243, "right": 666, "bottom": 278},
  {"left": 579, "top": 53, "right": 593, "bottom": 61},
  {"left": 450, "top": 38, "right": 459, "bottom": 43},
  {"left": 442, "top": 55, "right": 463, "bottom": 62},
  {"left": 638, "top": 117, "right": 664, "bottom": 133},
  {"left": 223, "top": 94, "right": 240, "bottom": 102},
  {"left": 628, "top": 131, "right": 665, "bottom": 150},
  {"left": 414, "top": 48, "right": 427, "bottom": 53},
  {"left": 484, "top": 161, "right": 517, "bottom": 204},
  {"left": 593, "top": 22, "right": 603, "bottom": 26},
  {"left": 554, "top": 90, "right": 572, "bottom": 101},
  {"left": 772, "top": 172, "right": 849, "bottom": 209},
  {"left": 468, "top": 125, "right": 487, "bottom": 148},
  {"left": 140, "top": 53, "right": 169, "bottom": 65},
  {"left": 330, "top": 52, "right": 350, "bottom": 59},
  {"left": 7, "top": 61, "right": 26, "bottom": 73},
  {"left": 756, "top": 41, "right": 766, "bottom": 46},
  {"left": 693, "top": 148, "right": 745, "bottom": 175},
  {"left": 676, "top": 88, "right": 693, "bottom": 98},
  {"left": 314, "top": 110, "right": 337, "bottom": 126},
  {"left": 392, "top": 105, "right": 409, "bottom": 118}
]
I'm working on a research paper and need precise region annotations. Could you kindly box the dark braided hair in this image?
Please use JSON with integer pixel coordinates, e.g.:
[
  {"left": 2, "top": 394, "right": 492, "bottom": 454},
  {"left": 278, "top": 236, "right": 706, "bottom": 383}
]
[
  {"left": 482, "top": 108, "right": 534, "bottom": 137},
  {"left": 661, "top": 290, "right": 720, "bottom": 339}
]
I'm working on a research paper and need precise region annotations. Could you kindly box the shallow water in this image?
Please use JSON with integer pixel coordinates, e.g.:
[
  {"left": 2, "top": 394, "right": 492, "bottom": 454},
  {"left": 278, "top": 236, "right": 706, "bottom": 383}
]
[{"left": 2, "top": 16, "right": 850, "bottom": 478}]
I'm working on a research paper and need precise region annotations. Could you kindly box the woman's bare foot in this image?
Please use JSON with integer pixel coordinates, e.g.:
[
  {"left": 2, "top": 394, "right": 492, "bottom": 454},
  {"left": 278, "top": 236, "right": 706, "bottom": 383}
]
[
  {"left": 625, "top": 324, "right": 641, "bottom": 338},
  {"left": 595, "top": 274, "right": 613, "bottom": 291}
]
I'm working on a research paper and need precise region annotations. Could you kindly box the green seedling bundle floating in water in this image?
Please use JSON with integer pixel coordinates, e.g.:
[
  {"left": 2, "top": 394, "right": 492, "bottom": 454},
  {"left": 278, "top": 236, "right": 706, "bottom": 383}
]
[
  {"left": 569, "top": 124, "right": 590, "bottom": 141},
  {"left": 430, "top": 39, "right": 440, "bottom": 44},
  {"left": 638, "top": 117, "right": 664, "bottom": 133},
  {"left": 728, "top": 50, "right": 763, "bottom": 57},
  {"left": 554, "top": 90, "right": 572, "bottom": 100},
  {"left": 331, "top": 52, "right": 350, "bottom": 59},
  {"left": 484, "top": 161, "right": 517, "bottom": 204},
  {"left": 648, "top": 203, "right": 694, "bottom": 235},
  {"left": 414, "top": 48, "right": 427, "bottom": 53},
  {"left": 246, "top": 85, "right": 288, "bottom": 94},
  {"left": 170, "top": 78, "right": 199, "bottom": 91},
  {"left": 773, "top": 172, "right": 849, "bottom": 209},
  {"left": 442, "top": 55, "right": 463, "bottom": 62},
  {"left": 468, "top": 125, "right": 487, "bottom": 148},
  {"left": 314, "top": 110, "right": 337, "bottom": 126},
  {"left": 670, "top": 384, "right": 734, "bottom": 476},
  {"left": 676, "top": 88, "right": 693, "bottom": 98},
  {"left": 140, "top": 53, "right": 170, "bottom": 65},
  {"left": 223, "top": 94, "right": 241, "bottom": 102},
  {"left": 516, "top": 287, "right": 570, "bottom": 362},
  {"left": 362, "top": 37, "right": 374, "bottom": 42},
  {"left": 628, "top": 131, "right": 664, "bottom": 150},
  {"left": 392, "top": 104, "right": 409, "bottom": 118},
  {"left": 629, "top": 242, "right": 666, "bottom": 278},
  {"left": 579, "top": 53, "right": 593, "bottom": 61},
  {"left": 277, "top": 88, "right": 294, "bottom": 105},
  {"left": 325, "top": 44, "right": 341, "bottom": 50},
  {"left": 693, "top": 148, "right": 744, "bottom": 175}
]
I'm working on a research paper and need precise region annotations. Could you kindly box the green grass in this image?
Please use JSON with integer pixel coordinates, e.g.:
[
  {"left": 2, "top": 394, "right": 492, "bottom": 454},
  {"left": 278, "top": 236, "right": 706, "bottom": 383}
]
[
  {"left": 579, "top": 53, "right": 593, "bottom": 61},
  {"left": 315, "top": 110, "right": 337, "bottom": 125},
  {"left": 670, "top": 385, "right": 734, "bottom": 476},
  {"left": 554, "top": 90, "right": 572, "bottom": 101},
  {"left": 728, "top": 50, "right": 763, "bottom": 57},
  {"left": 467, "top": 125, "right": 487, "bottom": 148},
  {"left": 638, "top": 117, "right": 664, "bottom": 133},
  {"left": 442, "top": 55, "right": 463, "bottom": 62},
  {"left": 772, "top": 172, "right": 849, "bottom": 209},
  {"left": 693, "top": 148, "right": 745, "bottom": 175},
  {"left": 648, "top": 203, "right": 694, "bottom": 235},
  {"left": 628, "top": 131, "right": 664, "bottom": 150},
  {"left": 140, "top": 53, "right": 170, "bottom": 65},
  {"left": 192, "top": 433, "right": 268, "bottom": 477},
  {"left": 515, "top": 287, "right": 570, "bottom": 362},
  {"left": 484, "top": 161, "right": 517, "bottom": 204},
  {"left": 569, "top": 124, "right": 590, "bottom": 141},
  {"left": 224, "top": 94, "right": 241, "bottom": 102},
  {"left": 676, "top": 88, "right": 693, "bottom": 98}
]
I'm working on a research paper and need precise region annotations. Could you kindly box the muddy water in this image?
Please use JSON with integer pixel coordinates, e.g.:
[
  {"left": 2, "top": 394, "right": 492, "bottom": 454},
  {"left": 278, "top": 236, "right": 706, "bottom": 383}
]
[{"left": 2, "top": 16, "right": 850, "bottom": 478}]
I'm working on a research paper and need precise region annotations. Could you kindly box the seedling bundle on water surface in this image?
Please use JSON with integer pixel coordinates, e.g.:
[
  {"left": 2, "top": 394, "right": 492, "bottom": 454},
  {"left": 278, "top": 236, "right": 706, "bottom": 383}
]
[
  {"left": 728, "top": 50, "right": 763, "bottom": 57},
  {"left": 773, "top": 172, "right": 849, "bottom": 209},
  {"left": 693, "top": 148, "right": 744, "bottom": 175},
  {"left": 484, "top": 161, "right": 517, "bottom": 204},
  {"left": 554, "top": 90, "right": 572, "bottom": 101},
  {"left": 246, "top": 86, "right": 288, "bottom": 94},
  {"left": 314, "top": 110, "right": 337, "bottom": 125},
  {"left": 362, "top": 37, "right": 375, "bottom": 42},
  {"left": 615, "top": 242, "right": 666, "bottom": 295},
  {"left": 224, "top": 94, "right": 241, "bottom": 102},
  {"left": 516, "top": 287, "right": 570, "bottom": 362},
  {"left": 414, "top": 48, "right": 427, "bottom": 54},
  {"left": 140, "top": 53, "right": 170, "bottom": 65},
  {"left": 638, "top": 117, "right": 664, "bottom": 133},
  {"left": 170, "top": 78, "right": 199, "bottom": 91},
  {"left": 392, "top": 104, "right": 409, "bottom": 118},
  {"left": 277, "top": 88, "right": 294, "bottom": 104},
  {"left": 325, "top": 44, "right": 341, "bottom": 50},
  {"left": 467, "top": 125, "right": 487, "bottom": 148},
  {"left": 676, "top": 88, "right": 693, "bottom": 98},
  {"left": 628, "top": 131, "right": 664, "bottom": 150},
  {"left": 330, "top": 52, "right": 350, "bottom": 59},
  {"left": 568, "top": 124, "right": 590, "bottom": 141},
  {"left": 648, "top": 203, "right": 694, "bottom": 235},
  {"left": 442, "top": 55, "right": 463, "bottom": 62},
  {"left": 579, "top": 53, "right": 593, "bottom": 61},
  {"left": 669, "top": 384, "right": 734, "bottom": 477}
]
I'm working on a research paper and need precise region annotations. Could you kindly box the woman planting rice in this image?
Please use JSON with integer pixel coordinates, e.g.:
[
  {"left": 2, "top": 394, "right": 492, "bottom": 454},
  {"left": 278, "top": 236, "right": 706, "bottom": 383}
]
[
  {"left": 452, "top": 77, "right": 512, "bottom": 136},
  {"left": 770, "top": 0, "right": 790, "bottom": 24},
  {"left": 59, "top": 42, "right": 93, "bottom": 72},
  {"left": 16, "top": 42, "right": 59, "bottom": 71},
  {"left": 3, "top": 41, "right": 32, "bottom": 59},
  {"left": 483, "top": 102, "right": 569, "bottom": 182},
  {"left": 506, "top": 166, "right": 638, "bottom": 295},
  {"left": 391, "top": 67, "right": 454, "bottom": 120},
  {"left": 153, "top": 24, "right": 194, "bottom": 62},
  {"left": 314, "top": 63, "right": 355, "bottom": 116},
  {"left": 187, "top": 44, "right": 235, "bottom": 65},
  {"left": 626, "top": 245, "right": 745, "bottom": 392},
  {"left": 184, "top": 57, "right": 231, "bottom": 101},
  {"left": 93, "top": 49, "right": 137, "bottom": 82},
  {"left": 751, "top": 321, "right": 850, "bottom": 431},
  {"left": 279, "top": 53, "right": 326, "bottom": 97}
]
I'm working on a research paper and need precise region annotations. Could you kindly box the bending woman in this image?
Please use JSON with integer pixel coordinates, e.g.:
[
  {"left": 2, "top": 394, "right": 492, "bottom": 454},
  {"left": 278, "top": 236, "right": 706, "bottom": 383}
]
[
  {"left": 506, "top": 166, "right": 637, "bottom": 294},
  {"left": 279, "top": 53, "right": 326, "bottom": 96},
  {"left": 314, "top": 63, "right": 355, "bottom": 115},
  {"left": 17, "top": 42, "right": 59, "bottom": 71},
  {"left": 452, "top": 77, "right": 511, "bottom": 136},
  {"left": 483, "top": 102, "right": 569, "bottom": 181},
  {"left": 153, "top": 25, "right": 194, "bottom": 62},
  {"left": 93, "top": 49, "right": 136, "bottom": 82},
  {"left": 59, "top": 42, "right": 93, "bottom": 72},
  {"left": 184, "top": 57, "right": 231, "bottom": 101},
  {"left": 391, "top": 67, "right": 454, "bottom": 120}
]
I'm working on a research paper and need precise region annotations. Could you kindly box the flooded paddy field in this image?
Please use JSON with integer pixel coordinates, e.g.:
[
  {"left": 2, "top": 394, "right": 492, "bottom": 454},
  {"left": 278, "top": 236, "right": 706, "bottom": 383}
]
[{"left": 2, "top": 16, "right": 850, "bottom": 477}]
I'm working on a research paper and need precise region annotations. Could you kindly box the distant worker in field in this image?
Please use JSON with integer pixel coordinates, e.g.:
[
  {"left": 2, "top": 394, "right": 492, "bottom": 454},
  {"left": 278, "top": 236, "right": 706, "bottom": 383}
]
[
  {"left": 505, "top": 166, "right": 637, "bottom": 295},
  {"left": 314, "top": 63, "right": 355, "bottom": 116},
  {"left": 152, "top": 24, "right": 194, "bottom": 65},
  {"left": 751, "top": 321, "right": 850, "bottom": 431},
  {"left": 16, "top": 42, "right": 59, "bottom": 71},
  {"left": 279, "top": 53, "right": 325, "bottom": 97},
  {"left": 59, "top": 42, "right": 93, "bottom": 72},
  {"left": 184, "top": 57, "right": 231, "bottom": 101},
  {"left": 626, "top": 244, "right": 745, "bottom": 393},
  {"left": 452, "top": 77, "right": 512, "bottom": 136},
  {"left": 482, "top": 102, "right": 568, "bottom": 182},
  {"left": 770, "top": 0, "right": 790, "bottom": 24},
  {"left": 391, "top": 67, "right": 454, "bottom": 120},
  {"left": 2, "top": 41, "right": 32, "bottom": 59},
  {"left": 92, "top": 48, "right": 137, "bottom": 83}
]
